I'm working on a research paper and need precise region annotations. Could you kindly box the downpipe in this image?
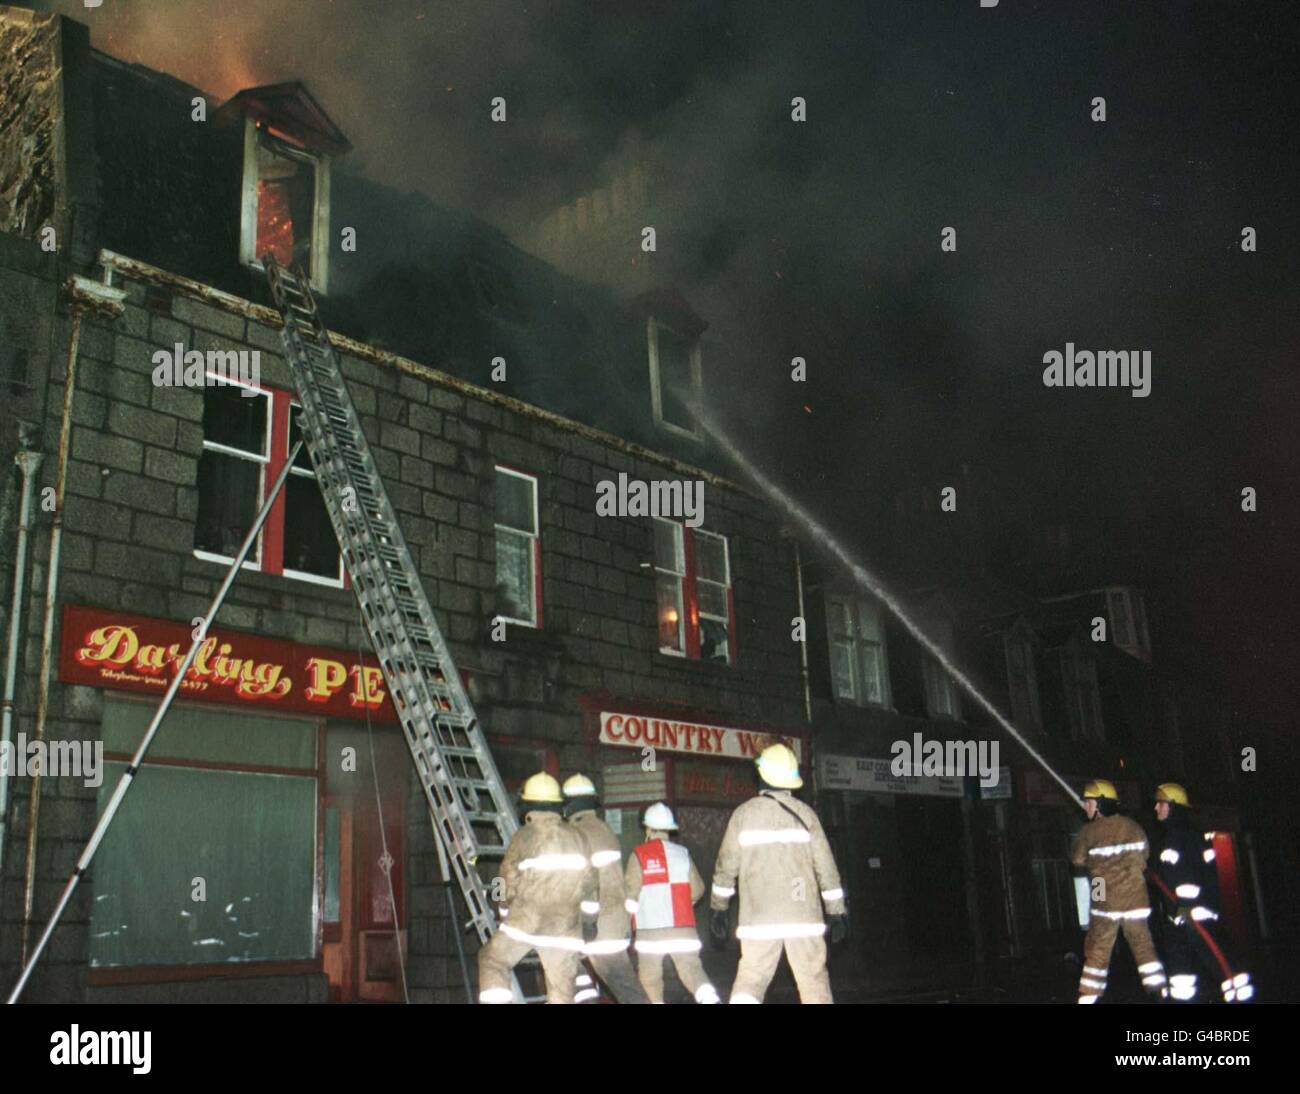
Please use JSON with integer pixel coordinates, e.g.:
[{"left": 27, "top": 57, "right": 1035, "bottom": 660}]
[
  {"left": 0, "top": 445, "right": 43, "bottom": 887},
  {"left": 18, "top": 276, "right": 125, "bottom": 966}
]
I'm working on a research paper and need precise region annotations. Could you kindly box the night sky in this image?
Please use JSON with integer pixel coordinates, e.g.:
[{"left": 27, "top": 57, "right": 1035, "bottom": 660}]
[{"left": 27, "top": 0, "right": 1298, "bottom": 747}]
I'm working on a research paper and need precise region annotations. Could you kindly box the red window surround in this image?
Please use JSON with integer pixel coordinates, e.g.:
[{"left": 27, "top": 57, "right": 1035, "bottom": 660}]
[{"left": 673, "top": 523, "right": 737, "bottom": 665}]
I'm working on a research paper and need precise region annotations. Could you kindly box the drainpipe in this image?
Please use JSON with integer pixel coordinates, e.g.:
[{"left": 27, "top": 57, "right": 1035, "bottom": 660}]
[
  {"left": 19, "top": 275, "right": 126, "bottom": 965},
  {"left": 792, "top": 540, "right": 812, "bottom": 724},
  {"left": 1, "top": 443, "right": 43, "bottom": 888}
]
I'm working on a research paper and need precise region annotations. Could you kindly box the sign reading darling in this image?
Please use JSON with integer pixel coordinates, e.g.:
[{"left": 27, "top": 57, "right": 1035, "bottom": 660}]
[{"left": 58, "top": 605, "right": 399, "bottom": 723}]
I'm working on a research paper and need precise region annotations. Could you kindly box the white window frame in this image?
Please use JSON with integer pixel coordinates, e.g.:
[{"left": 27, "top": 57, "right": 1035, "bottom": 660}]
[
  {"left": 652, "top": 517, "right": 687, "bottom": 657},
  {"left": 1106, "top": 586, "right": 1150, "bottom": 661},
  {"left": 1004, "top": 624, "right": 1042, "bottom": 733},
  {"left": 493, "top": 466, "right": 540, "bottom": 628},
  {"left": 920, "top": 616, "right": 961, "bottom": 721},
  {"left": 193, "top": 374, "right": 271, "bottom": 574},
  {"left": 1060, "top": 641, "right": 1105, "bottom": 742},
  {"left": 646, "top": 318, "right": 703, "bottom": 441},
  {"left": 281, "top": 402, "right": 345, "bottom": 589},
  {"left": 826, "top": 593, "right": 891, "bottom": 707},
  {"left": 693, "top": 528, "right": 732, "bottom": 666},
  {"left": 239, "top": 119, "right": 331, "bottom": 292}
]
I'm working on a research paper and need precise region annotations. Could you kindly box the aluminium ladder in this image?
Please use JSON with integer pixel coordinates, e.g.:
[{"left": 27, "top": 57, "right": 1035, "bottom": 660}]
[{"left": 264, "top": 258, "right": 530, "bottom": 1000}]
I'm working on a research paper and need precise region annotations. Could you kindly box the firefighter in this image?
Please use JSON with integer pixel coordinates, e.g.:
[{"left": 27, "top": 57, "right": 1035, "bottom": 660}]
[
  {"left": 709, "top": 742, "right": 848, "bottom": 1004},
  {"left": 1070, "top": 779, "right": 1167, "bottom": 1003},
  {"left": 1151, "top": 783, "right": 1254, "bottom": 1003},
  {"left": 625, "top": 801, "right": 720, "bottom": 1004},
  {"left": 562, "top": 773, "right": 650, "bottom": 1004},
  {"left": 478, "top": 772, "right": 597, "bottom": 1004}
]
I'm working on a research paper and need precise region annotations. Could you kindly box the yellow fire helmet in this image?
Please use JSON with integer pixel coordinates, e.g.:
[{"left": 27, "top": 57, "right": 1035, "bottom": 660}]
[
  {"left": 562, "top": 773, "right": 598, "bottom": 798},
  {"left": 1155, "top": 783, "right": 1190, "bottom": 807},
  {"left": 756, "top": 742, "right": 803, "bottom": 790},
  {"left": 520, "top": 772, "right": 563, "bottom": 804},
  {"left": 1082, "top": 779, "right": 1119, "bottom": 801}
]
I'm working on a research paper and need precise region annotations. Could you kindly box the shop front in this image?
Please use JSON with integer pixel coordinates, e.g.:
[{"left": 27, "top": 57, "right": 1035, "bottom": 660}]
[{"left": 56, "top": 604, "right": 410, "bottom": 1003}]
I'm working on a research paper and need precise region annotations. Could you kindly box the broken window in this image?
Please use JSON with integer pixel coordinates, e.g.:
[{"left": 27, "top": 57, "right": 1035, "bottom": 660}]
[
  {"left": 694, "top": 529, "right": 731, "bottom": 664},
  {"left": 653, "top": 519, "right": 734, "bottom": 664},
  {"left": 494, "top": 466, "right": 540, "bottom": 626},
  {"left": 240, "top": 119, "right": 329, "bottom": 290},
  {"left": 284, "top": 407, "right": 344, "bottom": 582},
  {"left": 653, "top": 518, "right": 686, "bottom": 655}
]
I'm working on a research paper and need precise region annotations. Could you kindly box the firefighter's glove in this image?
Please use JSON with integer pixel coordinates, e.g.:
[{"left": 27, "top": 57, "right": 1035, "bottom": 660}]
[
  {"left": 828, "top": 914, "right": 850, "bottom": 944},
  {"left": 709, "top": 909, "right": 730, "bottom": 948},
  {"left": 1174, "top": 903, "right": 1194, "bottom": 925}
]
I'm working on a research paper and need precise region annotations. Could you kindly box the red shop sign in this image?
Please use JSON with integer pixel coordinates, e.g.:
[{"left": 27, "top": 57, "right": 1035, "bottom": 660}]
[{"left": 58, "top": 604, "right": 399, "bottom": 723}]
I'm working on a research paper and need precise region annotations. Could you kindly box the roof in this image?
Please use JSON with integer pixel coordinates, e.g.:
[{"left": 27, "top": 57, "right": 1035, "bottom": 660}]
[{"left": 215, "top": 81, "right": 352, "bottom": 155}]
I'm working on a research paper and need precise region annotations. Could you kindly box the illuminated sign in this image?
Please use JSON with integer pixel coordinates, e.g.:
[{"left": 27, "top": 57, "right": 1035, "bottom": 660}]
[{"left": 58, "top": 605, "right": 398, "bottom": 723}]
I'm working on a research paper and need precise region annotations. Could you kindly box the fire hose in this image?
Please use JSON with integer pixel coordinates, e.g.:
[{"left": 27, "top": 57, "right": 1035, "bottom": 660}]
[{"left": 1146, "top": 871, "right": 1235, "bottom": 981}]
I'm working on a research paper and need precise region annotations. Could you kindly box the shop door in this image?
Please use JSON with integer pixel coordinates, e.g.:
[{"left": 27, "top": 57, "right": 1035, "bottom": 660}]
[
  {"left": 894, "top": 796, "right": 972, "bottom": 959},
  {"left": 322, "top": 727, "right": 409, "bottom": 1003}
]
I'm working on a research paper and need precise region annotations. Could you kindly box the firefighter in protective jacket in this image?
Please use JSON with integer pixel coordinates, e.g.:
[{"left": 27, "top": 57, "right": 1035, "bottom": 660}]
[
  {"left": 1070, "top": 779, "right": 1167, "bottom": 1003},
  {"left": 625, "top": 802, "right": 720, "bottom": 1003},
  {"left": 1151, "top": 783, "right": 1254, "bottom": 1002},
  {"left": 709, "top": 743, "right": 848, "bottom": 1004},
  {"left": 478, "top": 772, "right": 597, "bottom": 1004},
  {"left": 562, "top": 773, "right": 650, "bottom": 1004}
]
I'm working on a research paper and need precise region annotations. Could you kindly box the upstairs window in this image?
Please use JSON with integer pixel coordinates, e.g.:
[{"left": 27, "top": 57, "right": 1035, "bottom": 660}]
[
  {"left": 1060, "top": 640, "right": 1105, "bottom": 742},
  {"left": 919, "top": 615, "right": 961, "bottom": 720},
  {"left": 827, "top": 595, "right": 890, "bottom": 707},
  {"left": 494, "top": 467, "right": 541, "bottom": 627},
  {"left": 1004, "top": 625, "right": 1042, "bottom": 733},
  {"left": 653, "top": 518, "right": 733, "bottom": 664},
  {"left": 1106, "top": 586, "right": 1150, "bottom": 662},
  {"left": 647, "top": 319, "right": 702, "bottom": 440},
  {"left": 241, "top": 122, "right": 330, "bottom": 290},
  {"left": 194, "top": 380, "right": 342, "bottom": 587}
]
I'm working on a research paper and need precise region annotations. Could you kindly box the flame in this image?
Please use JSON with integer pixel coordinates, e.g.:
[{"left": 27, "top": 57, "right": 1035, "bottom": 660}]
[{"left": 256, "top": 181, "right": 295, "bottom": 267}]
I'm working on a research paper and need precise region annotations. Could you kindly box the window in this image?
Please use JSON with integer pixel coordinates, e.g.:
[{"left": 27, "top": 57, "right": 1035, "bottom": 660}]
[
  {"left": 194, "top": 380, "right": 343, "bottom": 587},
  {"left": 647, "top": 319, "right": 702, "bottom": 439},
  {"left": 1060, "top": 641, "right": 1104, "bottom": 741},
  {"left": 494, "top": 466, "right": 540, "bottom": 627},
  {"left": 91, "top": 698, "right": 318, "bottom": 968},
  {"left": 653, "top": 518, "right": 734, "bottom": 664},
  {"left": 826, "top": 594, "right": 890, "bottom": 706},
  {"left": 1004, "top": 625, "right": 1042, "bottom": 732},
  {"left": 920, "top": 615, "right": 961, "bottom": 720},
  {"left": 1106, "top": 586, "right": 1151, "bottom": 662},
  {"left": 241, "top": 120, "right": 330, "bottom": 290}
]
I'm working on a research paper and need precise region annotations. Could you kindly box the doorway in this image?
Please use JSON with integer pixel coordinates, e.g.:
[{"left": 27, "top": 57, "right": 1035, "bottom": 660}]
[{"left": 322, "top": 724, "right": 409, "bottom": 1002}]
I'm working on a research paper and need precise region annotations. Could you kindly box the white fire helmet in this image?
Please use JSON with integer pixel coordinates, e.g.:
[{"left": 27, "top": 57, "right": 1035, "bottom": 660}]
[{"left": 644, "top": 802, "right": 678, "bottom": 832}]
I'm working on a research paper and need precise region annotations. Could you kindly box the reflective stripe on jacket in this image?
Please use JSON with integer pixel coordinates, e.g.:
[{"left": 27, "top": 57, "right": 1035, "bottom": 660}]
[
  {"left": 710, "top": 790, "right": 846, "bottom": 937},
  {"left": 568, "top": 810, "right": 631, "bottom": 939},
  {"left": 1070, "top": 813, "right": 1151, "bottom": 914},
  {"left": 494, "top": 811, "right": 596, "bottom": 949}
]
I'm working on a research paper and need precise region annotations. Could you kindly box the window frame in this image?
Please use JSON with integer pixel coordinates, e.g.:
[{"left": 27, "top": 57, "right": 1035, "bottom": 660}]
[
  {"left": 1004, "top": 624, "right": 1043, "bottom": 733},
  {"left": 194, "top": 379, "right": 344, "bottom": 589},
  {"left": 826, "top": 592, "right": 892, "bottom": 708},
  {"left": 919, "top": 616, "right": 961, "bottom": 721},
  {"left": 652, "top": 517, "right": 735, "bottom": 666},
  {"left": 240, "top": 118, "right": 331, "bottom": 292},
  {"left": 646, "top": 317, "right": 703, "bottom": 441},
  {"left": 1060, "top": 641, "right": 1105, "bottom": 742},
  {"left": 493, "top": 465, "right": 542, "bottom": 629}
]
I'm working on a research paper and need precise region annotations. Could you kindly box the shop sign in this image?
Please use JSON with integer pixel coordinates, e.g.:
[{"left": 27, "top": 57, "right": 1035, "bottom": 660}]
[
  {"left": 58, "top": 604, "right": 399, "bottom": 723},
  {"left": 818, "top": 753, "right": 962, "bottom": 797},
  {"left": 598, "top": 711, "right": 802, "bottom": 761}
]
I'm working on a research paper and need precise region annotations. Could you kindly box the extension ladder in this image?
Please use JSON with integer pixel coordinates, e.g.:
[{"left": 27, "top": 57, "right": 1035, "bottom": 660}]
[{"left": 264, "top": 259, "right": 530, "bottom": 1001}]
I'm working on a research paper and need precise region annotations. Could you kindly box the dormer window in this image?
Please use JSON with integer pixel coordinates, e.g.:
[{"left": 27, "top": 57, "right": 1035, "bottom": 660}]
[
  {"left": 647, "top": 318, "right": 702, "bottom": 439},
  {"left": 241, "top": 122, "right": 330, "bottom": 289},
  {"left": 636, "top": 286, "right": 707, "bottom": 441},
  {"left": 221, "top": 82, "right": 350, "bottom": 293},
  {"left": 1106, "top": 586, "right": 1151, "bottom": 662}
]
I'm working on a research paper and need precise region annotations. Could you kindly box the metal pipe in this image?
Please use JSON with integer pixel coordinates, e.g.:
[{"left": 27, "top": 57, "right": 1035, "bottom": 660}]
[
  {"left": 792, "top": 539, "right": 812, "bottom": 724},
  {"left": 0, "top": 448, "right": 43, "bottom": 887},
  {"left": 6, "top": 441, "right": 303, "bottom": 1004},
  {"left": 18, "top": 276, "right": 126, "bottom": 966},
  {"left": 18, "top": 308, "right": 83, "bottom": 965}
]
